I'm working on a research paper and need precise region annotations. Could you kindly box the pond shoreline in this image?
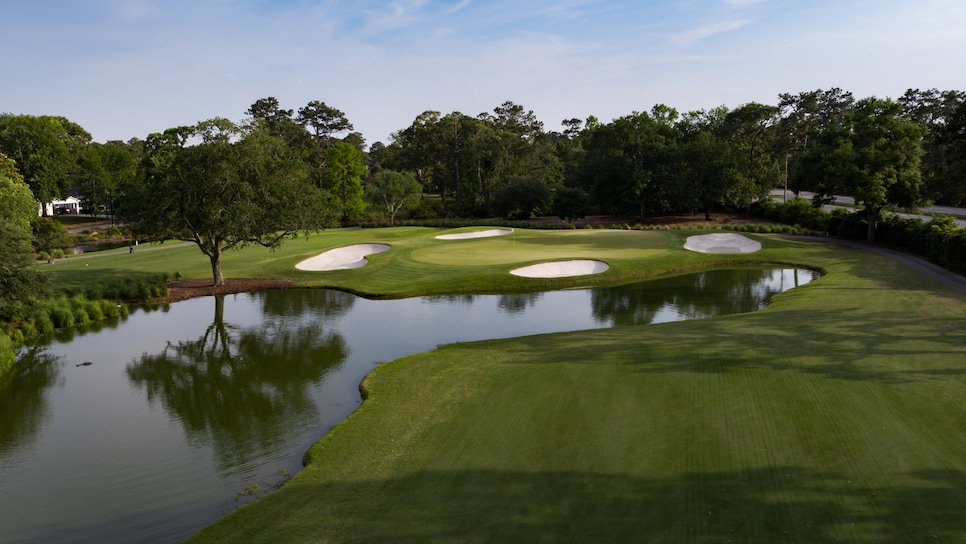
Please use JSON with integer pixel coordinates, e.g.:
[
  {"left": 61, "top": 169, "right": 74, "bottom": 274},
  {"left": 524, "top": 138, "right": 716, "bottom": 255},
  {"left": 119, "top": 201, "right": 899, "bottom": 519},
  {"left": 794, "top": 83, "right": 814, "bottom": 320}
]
[{"left": 158, "top": 278, "right": 295, "bottom": 302}]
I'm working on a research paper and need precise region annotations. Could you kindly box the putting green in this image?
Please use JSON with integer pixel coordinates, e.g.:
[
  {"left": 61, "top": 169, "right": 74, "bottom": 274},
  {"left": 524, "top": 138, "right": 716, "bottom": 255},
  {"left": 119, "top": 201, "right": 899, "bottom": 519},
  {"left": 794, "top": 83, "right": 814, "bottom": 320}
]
[{"left": 411, "top": 229, "right": 671, "bottom": 266}]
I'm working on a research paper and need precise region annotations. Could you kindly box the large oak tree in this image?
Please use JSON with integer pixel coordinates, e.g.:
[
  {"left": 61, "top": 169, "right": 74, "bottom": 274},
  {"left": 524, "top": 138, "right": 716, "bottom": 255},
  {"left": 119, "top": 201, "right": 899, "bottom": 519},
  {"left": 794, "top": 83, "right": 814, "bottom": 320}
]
[
  {"left": 795, "top": 98, "right": 924, "bottom": 241},
  {"left": 119, "top": 118, "right": 339, "bottom": 286}
]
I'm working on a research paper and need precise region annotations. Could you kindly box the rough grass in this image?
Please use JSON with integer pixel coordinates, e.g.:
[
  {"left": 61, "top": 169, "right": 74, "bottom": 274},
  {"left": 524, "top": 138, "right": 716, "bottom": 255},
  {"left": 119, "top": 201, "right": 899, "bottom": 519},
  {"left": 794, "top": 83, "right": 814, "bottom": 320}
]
[{"left": 177, "top": 231, "right": 966, "bottom": 543}]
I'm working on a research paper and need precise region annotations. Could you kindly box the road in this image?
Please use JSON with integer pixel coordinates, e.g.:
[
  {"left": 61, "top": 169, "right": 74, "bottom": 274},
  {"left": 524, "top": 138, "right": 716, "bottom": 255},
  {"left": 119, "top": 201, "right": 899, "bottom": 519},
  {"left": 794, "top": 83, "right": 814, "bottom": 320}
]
[{"left": 770, "top": 190, "right": 966, "bottom": 227}]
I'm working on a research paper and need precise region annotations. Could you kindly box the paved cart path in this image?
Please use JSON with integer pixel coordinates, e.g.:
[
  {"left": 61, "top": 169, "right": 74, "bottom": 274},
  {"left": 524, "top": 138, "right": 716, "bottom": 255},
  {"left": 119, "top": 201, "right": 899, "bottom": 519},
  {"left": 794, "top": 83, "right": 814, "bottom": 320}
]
[{"left": 783, "top": 235, "right": 966, "bottom": 295}]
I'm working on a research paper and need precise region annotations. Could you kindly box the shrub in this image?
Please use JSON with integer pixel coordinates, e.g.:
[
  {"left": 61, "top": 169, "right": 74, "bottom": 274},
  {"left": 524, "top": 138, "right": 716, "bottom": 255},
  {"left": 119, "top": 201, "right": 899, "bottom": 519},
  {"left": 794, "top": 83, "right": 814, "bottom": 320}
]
[
  {"left": 0, "top": 334, "right": 15, "bottom": 380},
  {"left": 408, "top": 199, "right": 441, "bottom": 220},
  {"left": 49, "top": 306, "right": 75, "bottom": 329},
  {"left": 99, "top": 300, "right": 121, "bottom": 319},
  {"left": 19, "top": 321, "right": 37, "bottom": 338},
  {"left": 72, "top": 308, "right": 91, "bottom": 327},
  {"left": 31, "top": 216, "right": 71, "bottom": 253},
  {"left": 826, "top": 208, "right": 867, "bottom": 239},
  {"left": 84, "top": 300, "right": 105, "bottom": 322},
  {"left": 6, "top": 327, "right": 25, "bottom": 344},
  {"left": 32, "top": 314, "right": 55, "bottom": 335}
]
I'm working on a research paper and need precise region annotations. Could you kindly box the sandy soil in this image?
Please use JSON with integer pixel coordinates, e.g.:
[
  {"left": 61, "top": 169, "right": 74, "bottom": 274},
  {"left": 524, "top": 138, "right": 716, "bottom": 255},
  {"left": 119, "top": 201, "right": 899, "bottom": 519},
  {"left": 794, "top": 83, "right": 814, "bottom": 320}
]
[
  {"left": 295, "top": 244, "right": 391, "bottom": 271},
  {"left": 435, "top": 229, "right": 513, "bottom": 240},
  {"left": 510, "top": 260, "right": 610, "bottom": 278},
  {"left": 684, "top": 233, "right": 762, "bottom": 254}
]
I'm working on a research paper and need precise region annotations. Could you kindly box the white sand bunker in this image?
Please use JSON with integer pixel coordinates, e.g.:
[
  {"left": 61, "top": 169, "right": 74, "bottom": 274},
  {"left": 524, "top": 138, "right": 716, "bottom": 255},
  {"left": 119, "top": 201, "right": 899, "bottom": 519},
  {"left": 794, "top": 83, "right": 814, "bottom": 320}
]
[
  {"left": 296, "top": 244, "right": 390, "bottom": 271},
  {"left": 684, "top": 233, "right": 761, "bottom": 254},
  {"left": 435, "top": 228, "right": 513, "bottom": 240},
  {"left": 510, "top": 260, "right": 609, "bottom": 278}
]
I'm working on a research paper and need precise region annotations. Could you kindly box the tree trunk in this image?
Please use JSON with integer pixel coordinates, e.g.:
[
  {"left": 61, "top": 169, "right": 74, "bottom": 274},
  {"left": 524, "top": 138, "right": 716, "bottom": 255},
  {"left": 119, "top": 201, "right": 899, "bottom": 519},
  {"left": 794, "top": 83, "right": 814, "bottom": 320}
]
[
  {"left": 866, "top": 206, "right": 878, "bottom": 243},
  {"left": 455, "top": 155, "right": 461, "bottom": 208},
  {"left": 210, "top": 252, "right": 224, "bottom": 286}
]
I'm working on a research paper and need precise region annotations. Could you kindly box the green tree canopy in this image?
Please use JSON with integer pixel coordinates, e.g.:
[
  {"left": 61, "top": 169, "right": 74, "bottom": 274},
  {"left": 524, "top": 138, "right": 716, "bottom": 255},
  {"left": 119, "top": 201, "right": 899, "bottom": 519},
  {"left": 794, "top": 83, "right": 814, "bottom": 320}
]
[
  {"left": 551, "top": 185, "right": 593, "bottom": 223},
  {"left": 0, "top": 153, "right": 37, "bottom": 231},
  {"left": 119, "top": 118, "right": 339, "bottom": 286},
  {"left": 365, "top": 170, "right": 422, "bottom": 225},
  {"left": 0, "top": 160, "right": 49, "bottom": 321},
  {"left": 78, "top": 140, "right": 137, "bottom": 217},
  {"left": 323, "top": 141, "right": 367, "bottom": 223},
  {"left": 796, "top": 98, "right": 924, "bottom": 241},
  {"left": 574, "top": 110, "right": 678, "bottom": 218},
  {"left": 297, "top": 101, "right": 353, "bottom": 148},
  {"left": 491, "top": 176, "right": 551, "bottom": 219},
  {"left": 0, "top": 114, "right": 88, "bottom": 214}
]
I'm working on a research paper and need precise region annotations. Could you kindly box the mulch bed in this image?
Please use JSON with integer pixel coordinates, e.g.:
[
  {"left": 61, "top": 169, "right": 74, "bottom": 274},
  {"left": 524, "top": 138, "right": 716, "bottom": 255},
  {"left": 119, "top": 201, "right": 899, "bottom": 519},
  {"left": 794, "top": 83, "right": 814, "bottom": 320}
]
[{"left": 159, "top": 278, "right": 295, "bottom": 303}]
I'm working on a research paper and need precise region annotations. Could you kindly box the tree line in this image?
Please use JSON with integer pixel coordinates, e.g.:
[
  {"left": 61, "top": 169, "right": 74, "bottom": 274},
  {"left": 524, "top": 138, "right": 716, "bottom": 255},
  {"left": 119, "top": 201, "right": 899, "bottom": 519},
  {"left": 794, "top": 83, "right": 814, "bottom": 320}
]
[
  {"left": 4, "top": 88, "right": 966, "bottom": 225},
  {"left": 2, "top": 87, "right": 966, "bottom": 288},
  {"left": 374, "top": 89, "right": 965, "bottom": 232}
]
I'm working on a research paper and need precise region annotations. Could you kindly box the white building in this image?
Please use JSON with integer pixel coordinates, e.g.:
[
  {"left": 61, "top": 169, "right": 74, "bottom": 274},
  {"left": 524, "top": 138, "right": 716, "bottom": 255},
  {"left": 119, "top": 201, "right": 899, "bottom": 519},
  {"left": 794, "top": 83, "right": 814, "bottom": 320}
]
[{"left": 39, "top": 196, "right": 81, "bottom": 216}]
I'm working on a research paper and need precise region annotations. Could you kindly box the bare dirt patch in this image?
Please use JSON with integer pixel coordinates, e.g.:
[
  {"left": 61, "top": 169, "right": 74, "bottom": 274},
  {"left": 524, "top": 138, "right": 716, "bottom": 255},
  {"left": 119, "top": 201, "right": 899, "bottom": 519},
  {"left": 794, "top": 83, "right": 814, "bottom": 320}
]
[{"left": 159, "top": 278, "right": 294, "bottom": 303}]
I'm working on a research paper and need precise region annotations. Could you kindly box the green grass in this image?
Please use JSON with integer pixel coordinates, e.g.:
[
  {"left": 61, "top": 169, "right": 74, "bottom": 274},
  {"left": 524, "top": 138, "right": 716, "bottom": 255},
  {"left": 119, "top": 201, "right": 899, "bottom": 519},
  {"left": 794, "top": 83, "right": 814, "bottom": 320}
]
[
  {"left": 43, "top": 227, "right": 795, "bottom": 297},
  {"left": 44, "top": 227, "right": 966, "bottom": 542}
]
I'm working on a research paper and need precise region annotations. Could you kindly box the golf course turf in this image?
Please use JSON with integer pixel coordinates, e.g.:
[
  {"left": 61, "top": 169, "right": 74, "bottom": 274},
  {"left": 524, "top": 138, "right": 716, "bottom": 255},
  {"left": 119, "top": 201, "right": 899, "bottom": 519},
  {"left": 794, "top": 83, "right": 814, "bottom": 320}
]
[{"left": 44, "top": 228, "right": 966, "bottom": 542}]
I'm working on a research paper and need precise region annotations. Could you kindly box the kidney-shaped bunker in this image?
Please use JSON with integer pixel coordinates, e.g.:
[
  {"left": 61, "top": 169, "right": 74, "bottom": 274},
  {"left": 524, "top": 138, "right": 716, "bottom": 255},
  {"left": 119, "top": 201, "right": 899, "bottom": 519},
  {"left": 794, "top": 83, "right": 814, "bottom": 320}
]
[
  {"left": 510, "top": 259, "right": 609, "bottom": 278},
  {"left": 296, "top": 244, "right": 391, "bottom": 271}
]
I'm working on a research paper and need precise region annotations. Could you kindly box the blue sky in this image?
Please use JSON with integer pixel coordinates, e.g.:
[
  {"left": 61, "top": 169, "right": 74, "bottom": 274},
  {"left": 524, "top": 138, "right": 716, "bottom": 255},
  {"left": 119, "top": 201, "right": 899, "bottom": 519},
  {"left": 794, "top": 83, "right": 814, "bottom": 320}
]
[{"left": 2, "top": 0, "right": 964, "bottom": 146}]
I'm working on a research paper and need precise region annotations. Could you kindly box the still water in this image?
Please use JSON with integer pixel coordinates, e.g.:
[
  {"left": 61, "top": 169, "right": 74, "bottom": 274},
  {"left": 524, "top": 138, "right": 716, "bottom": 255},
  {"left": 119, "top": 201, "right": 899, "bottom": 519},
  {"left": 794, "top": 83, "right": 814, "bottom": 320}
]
[{"left": 0, "top": 267, "right": 818, "bottom": 543}]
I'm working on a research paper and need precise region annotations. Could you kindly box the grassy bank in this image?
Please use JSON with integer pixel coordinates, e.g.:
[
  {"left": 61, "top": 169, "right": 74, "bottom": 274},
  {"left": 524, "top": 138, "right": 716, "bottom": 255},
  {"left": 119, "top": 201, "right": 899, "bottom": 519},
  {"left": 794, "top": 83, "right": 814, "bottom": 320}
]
[{"left": 168, "top": 229, "right": 966, "bottom": 542}]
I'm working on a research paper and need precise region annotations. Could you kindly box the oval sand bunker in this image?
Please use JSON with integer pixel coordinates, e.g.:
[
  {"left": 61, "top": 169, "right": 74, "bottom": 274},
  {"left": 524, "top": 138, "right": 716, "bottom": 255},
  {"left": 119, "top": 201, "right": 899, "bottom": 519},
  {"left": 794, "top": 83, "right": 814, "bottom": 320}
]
[
  {"left": 296, "top": 243, "right": 390, "bottom": 271},
  {"left": 510, "top": 260, "right": 609, "bottom": 278},
  {"left": 435, "top": 228, "right": 513, "bottom": 240},
  {"left": 684, "top": 233, "right": 761, "bottom": 254}
]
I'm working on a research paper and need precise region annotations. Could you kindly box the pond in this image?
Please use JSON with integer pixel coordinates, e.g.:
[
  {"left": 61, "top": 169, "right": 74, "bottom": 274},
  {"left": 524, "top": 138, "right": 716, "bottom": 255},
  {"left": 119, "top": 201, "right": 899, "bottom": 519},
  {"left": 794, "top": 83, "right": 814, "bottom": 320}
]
[{"left": 0, "top": 267, "right": 819, "bottom": 543}]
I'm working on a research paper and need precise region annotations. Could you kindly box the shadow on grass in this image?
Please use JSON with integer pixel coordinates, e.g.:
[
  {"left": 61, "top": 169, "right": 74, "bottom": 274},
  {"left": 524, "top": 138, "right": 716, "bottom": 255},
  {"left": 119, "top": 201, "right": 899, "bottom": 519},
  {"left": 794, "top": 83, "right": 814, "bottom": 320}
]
[
  {"left": 493, "top": 304, "right": 966, "bottom": 385},
  {"left": 205, "top": 466, "right": 966, "bottom": 543}
]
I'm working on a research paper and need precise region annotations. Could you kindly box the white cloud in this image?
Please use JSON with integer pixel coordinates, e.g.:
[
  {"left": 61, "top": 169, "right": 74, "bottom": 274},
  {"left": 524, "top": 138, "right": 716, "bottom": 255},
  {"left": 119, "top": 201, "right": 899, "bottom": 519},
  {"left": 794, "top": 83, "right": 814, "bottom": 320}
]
[
  {"left": 3, "top": 0, "right": 965, "bottom": 146},
  {"left": 667, "top": 19, "right": 751, "bottom": 47},
  {"left": 446, "top": 0, "right": 472, "bottom": 15},
  {"left": 723, "top": 0, "right": 767, "bottom": 7}
]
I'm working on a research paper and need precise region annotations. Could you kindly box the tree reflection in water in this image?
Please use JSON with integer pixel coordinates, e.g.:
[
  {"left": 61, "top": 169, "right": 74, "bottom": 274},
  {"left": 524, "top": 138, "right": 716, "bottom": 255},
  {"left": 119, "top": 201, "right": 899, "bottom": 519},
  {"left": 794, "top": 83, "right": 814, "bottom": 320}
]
[
  {"left": 498, "top": 293, "right": 544, "bottom": 315},
  {"left": 255, "top": 287, "right": 356, "bottom": 319},
  {"left": 592, "top": 268, "right": 815, "bottom": 326},
  {"left": 126, "top": 294, "right": 349, "bottom": 470},
  {"left": 0, "top": 346, "right": 62, "bottom": 456}
]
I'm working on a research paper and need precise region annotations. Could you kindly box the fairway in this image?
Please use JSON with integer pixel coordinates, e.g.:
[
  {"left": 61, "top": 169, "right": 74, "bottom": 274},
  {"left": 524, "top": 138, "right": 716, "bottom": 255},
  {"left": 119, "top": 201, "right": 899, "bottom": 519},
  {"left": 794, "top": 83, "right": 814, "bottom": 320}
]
[{"left": 173, "top": 230, "right": 966, "bottom": 543}]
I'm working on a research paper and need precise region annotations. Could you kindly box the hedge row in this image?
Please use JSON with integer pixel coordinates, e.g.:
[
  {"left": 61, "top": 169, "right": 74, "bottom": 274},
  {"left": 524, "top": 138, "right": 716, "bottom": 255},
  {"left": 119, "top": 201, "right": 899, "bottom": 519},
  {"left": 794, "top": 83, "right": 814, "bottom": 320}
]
[{"left": 755, "top": 197, "right": 966, "bottom": 276}]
